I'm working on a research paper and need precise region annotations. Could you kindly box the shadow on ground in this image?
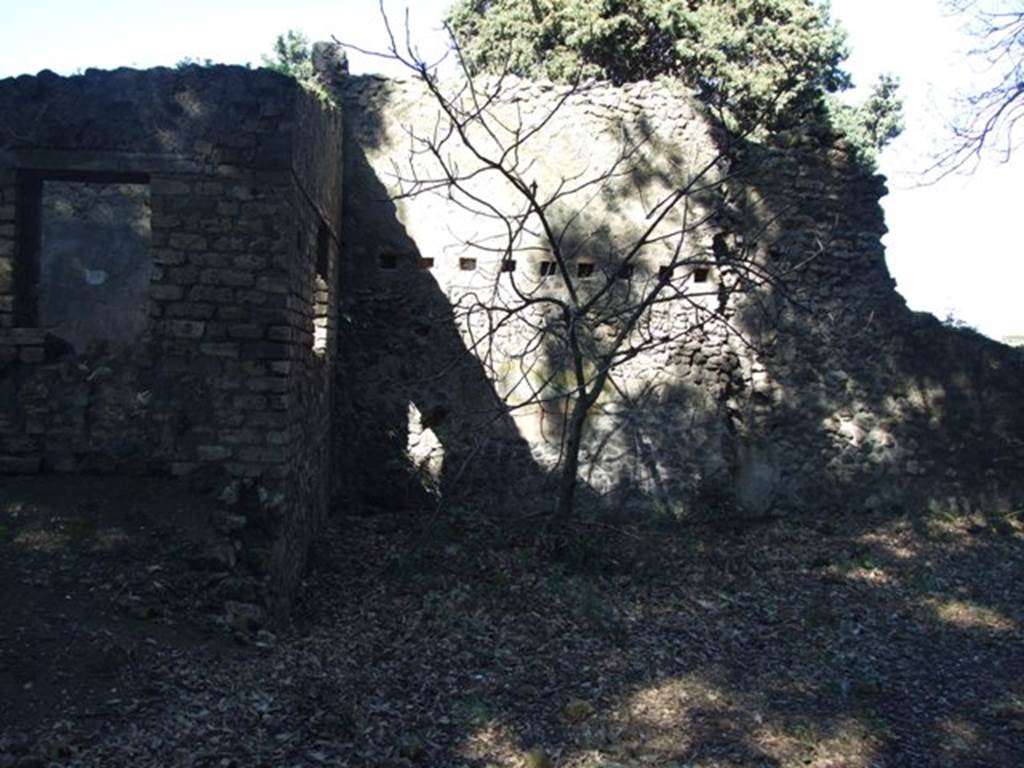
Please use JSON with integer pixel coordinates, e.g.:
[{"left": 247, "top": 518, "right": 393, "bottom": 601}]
[
  {"left": 3, "top": 479, "right": 1021, "bottom": 767},
  {"left": 0, "top": 476, "right": 239, "bottom": 743}
]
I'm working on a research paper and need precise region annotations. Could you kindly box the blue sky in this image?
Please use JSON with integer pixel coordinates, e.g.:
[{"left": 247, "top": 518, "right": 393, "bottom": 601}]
[{"left": 1, "top": 0, "right": 1020, "bottom": 341}]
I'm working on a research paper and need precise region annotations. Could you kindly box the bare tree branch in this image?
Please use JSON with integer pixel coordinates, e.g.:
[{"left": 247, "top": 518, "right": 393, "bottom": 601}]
[
  {"left": 928, "top": 0, "right": 1024, "bottom": 179},
  {"left": 334, "top": 5, "right": 820, "bottom": 528}
]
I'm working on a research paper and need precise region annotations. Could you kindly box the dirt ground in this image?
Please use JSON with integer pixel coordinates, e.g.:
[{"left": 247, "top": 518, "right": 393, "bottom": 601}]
[{"left": 1, "top": 476, "right": 1023, "bottom": 767}]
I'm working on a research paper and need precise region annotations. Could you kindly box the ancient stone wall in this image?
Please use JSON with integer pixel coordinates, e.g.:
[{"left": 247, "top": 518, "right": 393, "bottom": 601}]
[
  {"left": 0, "top": 67, "right": 343, "bottom": 610},
  {"left": 272, "top": 91, "right": 344, "bottom": 598},
  {"left": 1, "top": 63, "right": 1019, "bottom": 613},
  {"left": 338, "top": 75, "right": 1024, "bottom": 519}
]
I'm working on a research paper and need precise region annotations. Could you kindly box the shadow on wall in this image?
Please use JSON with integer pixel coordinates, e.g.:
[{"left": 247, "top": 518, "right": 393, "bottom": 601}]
[
  {"left": 591, "top": 126, "right": 1024, "bottom": 520},
  {"left": 337, "top": 99, "right": 554, "bottom": 513},
  {"left": 337, "top": 75, "right": 1024, "bottom": 521}
]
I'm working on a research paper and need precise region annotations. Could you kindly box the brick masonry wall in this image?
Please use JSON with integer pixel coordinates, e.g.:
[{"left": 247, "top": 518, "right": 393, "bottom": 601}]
[
  {"left": 0, "top": 67, "right": 342, "bottom": 612},
  {"left": 271, "top": 89, "right": 343, "bottom": 602}
]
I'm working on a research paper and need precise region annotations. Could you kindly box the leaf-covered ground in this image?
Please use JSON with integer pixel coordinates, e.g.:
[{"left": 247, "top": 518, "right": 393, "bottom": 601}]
[{"left": 2, "top": 477, "right": 1023, "bottom": 767}]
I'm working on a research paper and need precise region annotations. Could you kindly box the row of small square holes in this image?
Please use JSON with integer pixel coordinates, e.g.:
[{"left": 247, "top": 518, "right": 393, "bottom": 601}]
[{"left": 379, "top": 254, "right": 709, "bottom": 283}]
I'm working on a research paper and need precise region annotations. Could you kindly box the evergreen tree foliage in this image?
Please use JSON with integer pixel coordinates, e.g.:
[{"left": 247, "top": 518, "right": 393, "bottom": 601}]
[
  {"left": 825, "top": 73, "right": 904, "bottom": 165},
  {"left": 446, "top": 0, "right": 902, "bottom": 165},
  {"left": 262, "top": 30, "right": 315, "bottom": 82}
]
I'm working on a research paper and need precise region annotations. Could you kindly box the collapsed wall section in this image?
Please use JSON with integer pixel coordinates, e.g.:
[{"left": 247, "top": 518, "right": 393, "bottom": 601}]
[{"left": 0, "top": 67, "right": 343, "bottom": 610}]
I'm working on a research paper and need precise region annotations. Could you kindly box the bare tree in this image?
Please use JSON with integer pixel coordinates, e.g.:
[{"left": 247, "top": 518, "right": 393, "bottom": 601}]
[
  {"left": 930, "top": 0, "right": 1024, "bottom": 177},
  {"left": 336, "top": 10, "right": 810, "bottom": 529}
]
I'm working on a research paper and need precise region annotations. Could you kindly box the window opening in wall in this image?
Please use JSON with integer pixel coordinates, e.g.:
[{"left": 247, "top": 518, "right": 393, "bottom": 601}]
[
  {"left": 379, "top": 252, "right": 397, "bottom": 270},
  {"left": 617, "top": 264, "right": 634, "bottom": 280},
  {"left": 315, "top": 226, "right": 329, "bottom": 281},
  {"left": 658, "top": 265, "right": 674, "bottom": 282},
  {"left": 692, "top": 266, "right": 710, "bottom": 283},
  {"left": 313, "top": 224, "right": 331, "bottom": 356},
  {"left": 577, "top": 262, "right": 595, "bottom": 279},
  {"left": 459, "top": 257, "right": 477, "bottom": 271},
  {"left": 539, "top": 260, "right": 557, "bottom": 277},
  {"left": 418, "top": 257, "right": 434, "bottom": 269},
  {"left": 500, "top": 259, "right": 516, "bottom": 273},
  {"left": 15, "top": 169, "right": 152, "bottom": 352},
  {"left": 712, "top": 232, "right": 730, "bottom": 261}
]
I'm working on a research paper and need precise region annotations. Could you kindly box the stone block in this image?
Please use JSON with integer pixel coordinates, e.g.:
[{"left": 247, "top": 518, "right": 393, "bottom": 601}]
[
  {"left": 216, "top": 306, "right": 250, "bottom": 322},
  {"left": 228, "top": 323, "right": 263, "bottom": 339},
  {"left": 153, "top": 248, "right": 188, "bottom": 266},
  {"left": 190, "top": 252, "right": 232, "bottom": 268},
  {"left": 150, "top": 284, "right": 185, "bottom": 301},
  {"left": 241, "top": 341, "right": 289, "bottom": 360},
  {"left": 267, "top": 326, "right": 295, "bottom": 342},
  {"left": 19, "top": 346, "right": 45, "bottom": 364},
  {"left": 161, "top": 340, "right": 196, "bottom": 357},
  {"left": 236, "top": 290, "right": 268, "bottom": 305},
  {"left": 166, "top": 302, "right": 215, "bottom": 320},
  {"left": 0, "top": 454, "right": 42, "bottom": 474},
  {"left": 226, "top": 462, "right": 265, "bottom": 478},
  {"left": 198, "top": 445, "right": 233, "bottom": 461},
  {"left": 246, "top": 377, "right": 289, "bottom": 394},
  {"left": 233, "top": 253, "right": 268, "bottom": 270},
  {"left": 233, "top": 394, "right": 268, "bottom": 411},
  {"left": 168, "top": 266, "right": 201, "bottom": 284},
  {"left": 266, "top": 429, "right": 296, "bottom": 446},
  {"left": 189, "top": 285, "right": 235, "bottom": 303},
  {"left": 159, "top": 319, "right": 206, "bottom": 339},
  {"left": 219, "top": 428, "right": 262, "bottom": 445},
  {"left": 200, "top": 268, "right": 256, "bottom": 288},
  {"left": 238, "top": 445, "right": 287, "bottom": 463},
  {"left": 151, "top": 178, "right": 191, "bottom": 195},
  {"left": 170, "top": 233, "right": 208, "bottom": 249},
  {"left": 2, "top": 328, "right": 46, "bottom": 345},
  {"left": 201, "top": 342, "right": 240, "bottom": 358}
]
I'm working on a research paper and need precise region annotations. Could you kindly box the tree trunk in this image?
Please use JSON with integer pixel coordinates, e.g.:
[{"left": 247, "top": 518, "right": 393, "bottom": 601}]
[{"left": 554, "top": 394, "right": 590, "bottom": 526}]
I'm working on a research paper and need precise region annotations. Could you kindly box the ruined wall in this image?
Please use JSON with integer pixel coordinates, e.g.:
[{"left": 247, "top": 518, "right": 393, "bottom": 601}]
[
  {"left": 1, "top": 62, "right": 1019, "bottom": 614},
  {"left": 339, "top": 75, "right": 1024, "bottom": 518},
  {"left": 272, "top": 91, "right": 344, "bottom": 597},
  {"left": 0, "top": 67, "right": 343, "bottom": 609}
]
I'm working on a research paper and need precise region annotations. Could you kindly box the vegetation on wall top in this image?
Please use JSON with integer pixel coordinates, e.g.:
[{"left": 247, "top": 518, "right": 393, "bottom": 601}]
[{"left": 445, "top": 0, "right": 903, "bottom": 167}]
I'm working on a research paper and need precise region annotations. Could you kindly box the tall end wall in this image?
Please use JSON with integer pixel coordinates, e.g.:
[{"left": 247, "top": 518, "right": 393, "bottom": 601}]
[{"left": 338, "top": 75, "right": 1024, "bottom": 519}]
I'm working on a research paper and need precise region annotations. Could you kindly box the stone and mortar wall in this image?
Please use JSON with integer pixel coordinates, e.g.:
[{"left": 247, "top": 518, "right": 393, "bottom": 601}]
[
  {"left": 270, "top": 90, "right": 343, "bottom": 599},
  {"left": 0, "top": 67, "right": 342, "bottom": 610},
  {"left": 1, "top": 62, "right": 1019, "bottom": 611},
  {"left": 339, "top": 75, "right": 1024, "bottom": 518}
]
